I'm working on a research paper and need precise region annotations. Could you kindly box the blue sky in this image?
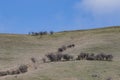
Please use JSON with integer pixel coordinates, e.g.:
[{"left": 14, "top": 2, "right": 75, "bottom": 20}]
[{"left": 0, "top": 0, "right": 120, "bottom": 34}]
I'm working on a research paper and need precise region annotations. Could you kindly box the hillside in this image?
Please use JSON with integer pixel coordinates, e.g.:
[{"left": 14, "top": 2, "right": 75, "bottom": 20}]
[{"left": 0, "top": 26, "right": 120, "bottom": 80}]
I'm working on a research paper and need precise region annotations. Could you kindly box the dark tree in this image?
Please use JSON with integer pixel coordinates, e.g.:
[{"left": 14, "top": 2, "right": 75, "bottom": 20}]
[{"left": 50, "top": 31, "right": 54, "bottom": 35}]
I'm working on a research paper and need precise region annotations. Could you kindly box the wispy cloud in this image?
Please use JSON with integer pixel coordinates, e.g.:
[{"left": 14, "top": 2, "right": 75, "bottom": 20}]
[
  {"left": 73, "top": 0, "right": 120, "bottom": 29},
  {"left": 75, "top": 0, "right": 120, "bottom": 16}
]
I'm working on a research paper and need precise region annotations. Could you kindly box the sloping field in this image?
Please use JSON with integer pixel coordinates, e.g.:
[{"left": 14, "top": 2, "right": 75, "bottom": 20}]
[{"left": 0, "top": 26, "right": 120, "bottom": 80}]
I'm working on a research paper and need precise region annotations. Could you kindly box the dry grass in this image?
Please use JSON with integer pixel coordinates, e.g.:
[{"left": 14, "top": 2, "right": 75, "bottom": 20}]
[{"left": 0, "top": 26, "right": 120, "bottom": 80}]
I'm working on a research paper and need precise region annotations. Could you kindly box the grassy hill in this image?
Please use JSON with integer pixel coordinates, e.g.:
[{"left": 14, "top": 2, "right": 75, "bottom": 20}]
[{"left": 0, "top": 26, "right": 120, "bottom": 80}]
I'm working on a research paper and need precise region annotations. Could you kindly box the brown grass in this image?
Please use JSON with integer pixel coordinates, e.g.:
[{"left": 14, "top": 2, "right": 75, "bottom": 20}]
[{"left": 0, "top": 26, "right": 120, "bottom": 80}]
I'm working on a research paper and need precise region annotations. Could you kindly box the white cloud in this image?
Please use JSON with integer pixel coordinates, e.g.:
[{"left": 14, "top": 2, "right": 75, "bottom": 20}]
[{"left": 75, "top": 0, "right": 120, "bottom": 16}]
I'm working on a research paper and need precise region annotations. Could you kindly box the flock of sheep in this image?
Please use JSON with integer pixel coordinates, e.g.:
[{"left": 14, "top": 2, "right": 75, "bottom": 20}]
[{"left": 43, "top": 44, "right": 113, "bottom": 63}]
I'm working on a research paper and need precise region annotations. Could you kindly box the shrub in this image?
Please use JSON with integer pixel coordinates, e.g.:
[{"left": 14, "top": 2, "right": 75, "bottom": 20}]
[
  {"left": 67, "top": 45, "right": 72, "bottom": 48},
  {"left": 90, "top": 53, "right": 95, "bottom": 56},
  {"left": 95, "top": 53, "right": 113, "bottom": 61},
  {"left": 0, "top": 71, "right": 7, "bottom": 76},
  {"left": 71, "top": 44, "right": 75, "bottom": 47},
  {"left": 106, "top": 77, "right": 112, "bottom": 80},
  {"left": 44, "top": 51, "right": 113, "bottom": 63},
  {"left": 8, "top": 69, "right": 20, "bottom": 75},
  {"left": 76, "top": 52, "right": 88, "bottom": 60},
  {"left": 63, "top": 54, "right": 73, "bottom": 61},
  {"left": 61, "top": 45, "right": 67, "bottom": 50},
  {"left": 19, "top": 64, "right": 28, "bottom": 73},
  {"left": 42, "top": 58, "right": 46, "bottom": 63},
  {"left": 56, "top": 53, "right": 63, "bottom": 61},
  {"left": 67, "top": 44, "right": 75, "bottom": 48},
  {"left": 105, "top": 54, "right": 113, "bottom": 61},
  {"left": 30, "top": 57, "right": 37, "bottom": 63},
  {"left": 46, "top": 53, "right": 57, "bottom": 62},
  {"left": 95, "top": 53, "right": 105, "bottom": 60},
  {"left": 95, "top": 54, "right": 103, "bottom": 60},
  {"left": 58, "top": 48, "right": 64, "bottom": 52},
  {"left": 86, "top": 56, "right": 95, "bottom": 60}
]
